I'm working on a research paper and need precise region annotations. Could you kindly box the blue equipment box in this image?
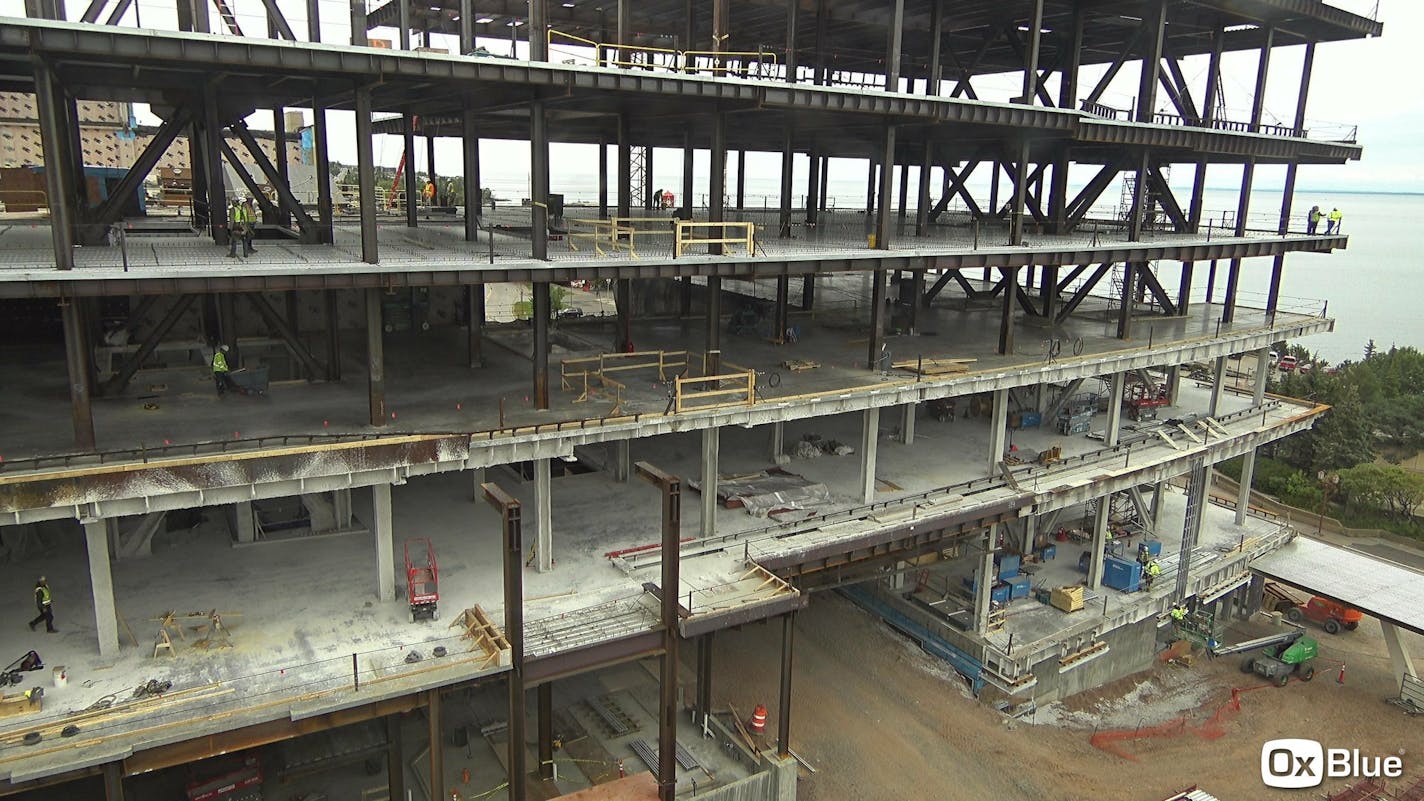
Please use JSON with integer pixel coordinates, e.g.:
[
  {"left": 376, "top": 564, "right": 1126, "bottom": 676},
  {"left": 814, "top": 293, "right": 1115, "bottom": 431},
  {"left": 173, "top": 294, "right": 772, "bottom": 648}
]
[
  {"left": 1102, "top": 556, "right": 1142, "bottom": 592},
  {"left": 1008, "top": 575, "right": 1031, "bottom": 599},
  {"left": 996, "top": 554, "right": 1021, "bottom": 580},
  {"left": 1037, "top": 544, "right": 1057, "bottom": 561}
]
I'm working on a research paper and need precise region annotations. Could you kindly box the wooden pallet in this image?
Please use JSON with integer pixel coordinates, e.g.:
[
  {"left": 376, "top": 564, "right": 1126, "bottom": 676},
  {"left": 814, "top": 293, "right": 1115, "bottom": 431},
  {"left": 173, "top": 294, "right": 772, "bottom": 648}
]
[
  {"left": 891, "top": 357, "right": 976, "bottom": 376},
  {"left": 780, "top": 359, "right": 820, "bottom": 371}
]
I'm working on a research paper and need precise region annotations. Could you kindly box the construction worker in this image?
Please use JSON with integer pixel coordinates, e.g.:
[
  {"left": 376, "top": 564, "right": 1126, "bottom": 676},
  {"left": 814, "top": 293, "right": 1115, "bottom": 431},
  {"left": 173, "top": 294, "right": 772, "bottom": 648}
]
[
  {"left": 1143, "top": 559, "right": 1162, "bottom": 589},
  {"left": 1169, "top": 604, "right": 1186, "bottom": 624},
  {"left": 423, "top": 179, "right": 436, "bottom": 206},
  {"left": 212, "top": 344, "right": 232, "bottom": 395},
  {"left": 1326, "top": 207, "right": 1343, "bottom": 234},
  {"left": 227, "top": 196, "right": 255, "bottom": 257},
  {"left": 28, "top": 577, "right": 54, "bottom": 633},
  {"left": 1307, "top": 205, "right": 1322, "bottom": 234}
]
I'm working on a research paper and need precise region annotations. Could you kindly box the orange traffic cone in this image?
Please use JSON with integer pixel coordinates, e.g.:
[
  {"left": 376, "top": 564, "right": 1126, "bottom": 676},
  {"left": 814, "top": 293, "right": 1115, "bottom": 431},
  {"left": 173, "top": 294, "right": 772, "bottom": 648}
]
[
  {"left": 1337, "top": 663, "right": 1346, "bottom": 684},
  {"left": 462, "top": 767, "right": 470, "bottom": 785},
  {"left": 750, "top": 704, "right": 768, "bottom": 735}
]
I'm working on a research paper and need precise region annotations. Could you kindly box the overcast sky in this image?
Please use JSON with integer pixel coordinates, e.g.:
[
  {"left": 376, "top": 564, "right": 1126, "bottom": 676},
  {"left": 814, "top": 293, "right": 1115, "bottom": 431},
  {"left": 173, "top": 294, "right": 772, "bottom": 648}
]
[{"left": 3, "top": 0, "right": 1416, "bottom": 195}]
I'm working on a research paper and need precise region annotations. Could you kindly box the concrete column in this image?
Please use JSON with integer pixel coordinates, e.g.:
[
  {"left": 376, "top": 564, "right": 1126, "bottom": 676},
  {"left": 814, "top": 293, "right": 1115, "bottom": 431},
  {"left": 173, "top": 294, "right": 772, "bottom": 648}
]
[
  {"left": 233, "top": 501, "right": 256, "bottom": 543},
  {"left": 988, "top": 389, "right": 1008, "bottom": 475},
  {"left": 1019, "top": 514, "right": 1036, "bottom": 555},
  {"left": 373, "top": 483, "right": 395, "bottom": 602},
  {"left": 469, "top": 467, "right": 486, "bottom": 500},
  {"left": 534, "top": 457, "right": 554, "bottom": 572},
  {"left": 612, "top": 440, "right": 631, "bottom": 482},
  {"left": 334, "top": 488, "right": 353, "bottom": 529},
  {"left": 972, "top": 531, "right": 995, "bottom": 633},
  {"left": 1209, "top": 355, "right": 1227, "bottom": 417},
  {"left": 386, "top": 715, "right": 406, "bottom": 801},
  {"left": 84, "top": 520, "right": 119, "bottom": 658},
  {"left": 770, "top": 421, "right": 785, "bottom": 462},
  {"left": 1106, "top": 372, "right": 1126, "bottom": 447},
  {"left": 1252, "top": 347, "right": 1270, "bottom": 405},
  {"left": 1150, "top": 481, "right": 1165, "bottom": 530},
  {"left": 859, "top": 407, "right": 880, "bottom": 504},
  {"left": 701, "top": 427, "right": 720, "bottom": 537},
  {"left": 1088, "top": 497, "right": 1109, "bottom": 591},
  {"left": 1236, "top": 449, "right": 1257, "bottom": 526},
  {"left": 1382, "top": 621, "right": 1418, "bottom": 681},
  {"left": 103, "top": 761, "right": 124, "bottom": 801},
  {"left": 899, "top": 402, "right": 916, "bottom": 444},
  {"left": 1166, "top": 365, "right": 1181, "bottom": 406}
]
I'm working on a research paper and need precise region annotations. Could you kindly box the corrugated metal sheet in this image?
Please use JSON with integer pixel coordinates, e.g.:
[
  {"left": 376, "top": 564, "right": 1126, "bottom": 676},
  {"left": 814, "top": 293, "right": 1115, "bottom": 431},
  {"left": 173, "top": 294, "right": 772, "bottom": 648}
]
[{"left": 1251, "top": 537, "right": 1424, "bottom": 636}]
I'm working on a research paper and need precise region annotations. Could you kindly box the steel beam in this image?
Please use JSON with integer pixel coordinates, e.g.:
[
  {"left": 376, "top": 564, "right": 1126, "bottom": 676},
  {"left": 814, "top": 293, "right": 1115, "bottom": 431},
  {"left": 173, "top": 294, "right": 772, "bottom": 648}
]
[
  {"left": 385, "top": 715, "right": 405, "bottom": 801},
  {"left": 427, "top": 689, "right": 444, "bottom": 801},
  {"left": 783, "top": 0, "right": 797, "bottom": 83},
  {"left": 483, "top": 482, "right": 527, "bottom": 801},
  {"left": 875, "top": 126, "right": 895, "bottom": 249},
  {"left": 32, "top": 60, "right": 76, "bottom": 263},
  {"left": 100, "top": 294, "right": 195, "bottom": 396},
  {"left": 1135, "top": 2, "right": 1166, "bottom": 123},
  {"left": 778, "top": 124, "right": 794, "bottom": 238},
  {"left": 998, "top": 267, "right": 1017, "bottom": 354},
  {"left": 61, "top": 301, "right": 96, "bottom": 449},
  {"left": 867, "top": 269, "right": 885, "bottom": 371},
  {"left": 884, "top": 0, "right": 903, "bottom": 91},
  {"left": 537, "top": 682, "right": 553, "bottom": 779},
  {"left": 531, "top": 100, "right": 549, "bottom": 261},
  {"left": 709, "top": 113, "right": 726, "bottom": 255},
  {"left": 616, "top": 113, "right": 631, "bottom": 218},
  {"left": 777, "top": 611, "right": 794, "bottom": 758},
  {"left": 402, "top": 114, "right": 418, "bottom": 228},
  {"left": 246, "top": 293, "right": 324, "bottom": 379},
  {"left": 1020, "top": 0, "right": 1043, "bottom": 104}
]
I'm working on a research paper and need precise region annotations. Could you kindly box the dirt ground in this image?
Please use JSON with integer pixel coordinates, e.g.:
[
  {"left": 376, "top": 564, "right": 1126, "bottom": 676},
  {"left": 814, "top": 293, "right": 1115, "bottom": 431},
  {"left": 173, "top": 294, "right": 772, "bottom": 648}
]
[{"left": 710, "top": 593, "right": 1424, "bottom": 801}]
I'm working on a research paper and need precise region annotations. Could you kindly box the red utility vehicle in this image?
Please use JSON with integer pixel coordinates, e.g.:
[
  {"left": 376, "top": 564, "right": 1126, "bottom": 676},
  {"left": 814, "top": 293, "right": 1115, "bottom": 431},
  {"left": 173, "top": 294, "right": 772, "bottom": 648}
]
[
  {"left": 1263, "top": 582, "right": 1361, "bottom": 634},
  {"left": 404, "top": 538, "right": 440, "bottom": 623}
]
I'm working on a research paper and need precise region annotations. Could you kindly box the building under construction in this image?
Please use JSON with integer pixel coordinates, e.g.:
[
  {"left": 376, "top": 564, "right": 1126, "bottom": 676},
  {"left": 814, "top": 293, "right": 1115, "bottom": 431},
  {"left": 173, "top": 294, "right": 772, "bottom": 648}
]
[{"left": 0, "top": 1, "right": 1397, "bottom": 799}]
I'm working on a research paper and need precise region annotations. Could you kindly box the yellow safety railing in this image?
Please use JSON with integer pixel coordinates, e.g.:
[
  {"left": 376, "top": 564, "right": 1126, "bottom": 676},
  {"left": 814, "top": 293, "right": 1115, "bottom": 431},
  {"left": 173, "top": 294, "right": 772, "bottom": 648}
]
[
  {"left": 0, "top": 189, "right": 49, "bottom": 213},
  {"left": 561, "top": 350, "right": 688, "bottom": 387},
  {"left": 566, "top": 218, "right": 634, "bottom": 257},
  {"left": 675, "top": 371, "right": 756, "bottom": 413},
  {"left": 547, "top": 29, "right": 778, "bottom": 77},
  {"left": 334, "top": 184, "right": 389, "bottom": 212},
  {"left": 674, "top": 220, "right": 756, "bottom": 258}
]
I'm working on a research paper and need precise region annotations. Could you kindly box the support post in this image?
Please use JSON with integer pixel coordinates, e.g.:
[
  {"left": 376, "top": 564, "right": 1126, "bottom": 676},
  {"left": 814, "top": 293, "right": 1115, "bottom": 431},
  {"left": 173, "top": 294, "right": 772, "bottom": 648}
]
[
  {"left": 1381, "top": 622, "right": 1418, "bottom": 681},
  {"left": 859, "top": 407, "right": 880, "bottom": 504},
  {"left": 1209, "top": 355, "right": 1227, "bottom": 418},
  {"left": 354, "top": 87, "right": 378, "bottom": 263},
  {"left": 538, "top": 683, "right": 554, "bottom": 780},
  {"left": 875, "top": 126, "right": 896, "bottom": 249},
  {"left": 988, "top": 388, "right": 1008, "bottom": 474},
  {"left": 402, "top": 114, "right": 418, "bottom": 228},
  {"left": 372, "top": 482, "right": 394, "bottom": 602},
  {"left": 103, "top": 762, "right": 124, "bottom": 801},
  {"left": 770, "top": 421, "right": 784, "bottom": 461},
  {"left": 481, "top": 483, "right": 526, "bottom": 801},
  {"left": 463, "top": 109, "right": 481, "bottom": 242},
  {"left": 466, "top": 285, "right": 485, "bottom": 368},
  {"left": 366, "top": 289, "right": 386, "bottom": 425},
  {"left": 428, "top": 689, "right": 444, "bottom": 801},
  {"left": 705, "top": 277, "right": 721, "bottom": 375},
  {"left": 1106, "top": 372, "right": 1126, "bottom": 447},
  {"left": 33, "top": 60, "right": 76, "bottom": 268},
  {"left": 1088, "top": 498, "right": 1109, "bottom": 591},
  {"left": 61, "top": 301, "right": 96, "bottom": 449},
  {"left": 697, "top": 632, "right": 713, "bottom": 727},
  {"left": 884, "top": 0, "right": 904, "bottom": 91},
  {"left": 531, "top": 100, "right": 549, "bottom": 262},
  {"left": 701, "top": 427, "right": 719, "bottom": 538},
  {"left": 233, "top": 501, "right": 256, "bottom": 543},
  {"left": 386, "top": 716, "right": 405, "bottom": 801},
  {"left": 533, "top": 283, "right": 550, "bottom": 409},
  {"left": 776, "top": 611, "right": 795, "bottom": 758},
  {"left": 84, "top": 519, "right": 119, "bottom": 658},
  {"left": 899, "top": 403, "right": 915, "bottom": 444},
  {"left": 633, "top": 462, "right": 681, "bottom": 801},
  {"left": 972, "top": 531, "right": 995, "bottom": 633},
  {"left": 867, "top": 269, "right": 885, "bottom": 371},
  {"left": 535, "top": 457, "right": 553, "bottom": 572},
  {"left": 998, "top": 266, "right": 1017, "bottom": 354}
]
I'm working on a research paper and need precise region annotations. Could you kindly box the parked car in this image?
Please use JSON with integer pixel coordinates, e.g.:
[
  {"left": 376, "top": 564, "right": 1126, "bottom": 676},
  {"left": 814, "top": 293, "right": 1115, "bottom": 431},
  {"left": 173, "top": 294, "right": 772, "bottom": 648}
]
[{"left": 1277, "top": 355, "right": 1299, "bottom": 371}]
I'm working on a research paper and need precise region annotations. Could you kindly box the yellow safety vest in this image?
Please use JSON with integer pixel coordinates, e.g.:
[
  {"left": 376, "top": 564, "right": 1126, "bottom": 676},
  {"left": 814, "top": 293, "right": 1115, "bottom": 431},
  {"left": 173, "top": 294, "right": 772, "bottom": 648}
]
[
  {"left": 212, "top": 352, "right": 229, "bottom": 373},
  {"left": 36, "top": 586, "right": 50, "bottom": 606}
]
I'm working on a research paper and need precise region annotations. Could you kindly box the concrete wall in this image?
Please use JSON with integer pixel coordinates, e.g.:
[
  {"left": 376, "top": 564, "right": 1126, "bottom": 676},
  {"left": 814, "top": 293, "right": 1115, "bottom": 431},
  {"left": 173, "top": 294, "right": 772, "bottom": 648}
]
[
  {"left": 692, "top": 769, "right": 777, "bottom": 801},
  {"left": 1027, "top": 612, "right": 1161, "bottom": 703}
]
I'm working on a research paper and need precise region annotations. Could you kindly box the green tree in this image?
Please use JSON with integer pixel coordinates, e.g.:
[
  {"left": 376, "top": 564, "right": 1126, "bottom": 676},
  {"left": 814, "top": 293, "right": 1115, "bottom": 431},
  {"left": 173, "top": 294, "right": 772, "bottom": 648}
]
[{"left": 1338, "top": 463, "right": 1424, "bottom": 522}]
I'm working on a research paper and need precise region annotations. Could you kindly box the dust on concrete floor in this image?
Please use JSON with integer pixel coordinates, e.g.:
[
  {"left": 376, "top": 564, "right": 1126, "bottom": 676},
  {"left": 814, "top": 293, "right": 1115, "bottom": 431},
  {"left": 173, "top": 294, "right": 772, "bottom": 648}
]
[{"left": 711, "top": 592, "right": 1424, "bottom": 801}]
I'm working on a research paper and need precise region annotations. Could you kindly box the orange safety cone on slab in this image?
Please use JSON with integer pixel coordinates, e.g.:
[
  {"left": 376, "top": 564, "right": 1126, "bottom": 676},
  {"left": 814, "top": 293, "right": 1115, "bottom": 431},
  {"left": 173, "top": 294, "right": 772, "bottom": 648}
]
[
  {"left": 1338, "top": 663, "right": 1346, "bottom": 684},
  {"left": 750, "top": 704, "right": 768, "bottom": 735}
]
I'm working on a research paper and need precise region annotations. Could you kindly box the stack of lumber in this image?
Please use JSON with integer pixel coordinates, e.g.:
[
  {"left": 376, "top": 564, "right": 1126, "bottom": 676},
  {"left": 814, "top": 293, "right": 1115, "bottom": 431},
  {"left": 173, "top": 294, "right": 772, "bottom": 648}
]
[{"left": 891, "top": 357, "right": 976, "bottom": 376}]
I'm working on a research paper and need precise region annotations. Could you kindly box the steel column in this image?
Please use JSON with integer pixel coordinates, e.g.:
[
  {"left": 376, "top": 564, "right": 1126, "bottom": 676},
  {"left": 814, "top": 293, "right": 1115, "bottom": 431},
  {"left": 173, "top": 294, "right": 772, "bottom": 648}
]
[
  {"left": 735, "top": 150, "right": 745, "bottom": 211},
  {"left": 696, "top": 632, "right": 713, "bottom": 727},
  {"left": 312, "top": 104, "right": 334, "bottom": 243},
  {"left": 428, "top": 689, "right": 444, "bottom": 801},
  {"left": 61, "top": 301, "right": 96, "bottom": 449},
  {"left": 783, "top": 0, "right": 798, "bottom": 82},
  {"left": 1106, "top": 372, "right": 1126, "bottom": 447},
  {"left": 915, "top": 140, "right": 931, "bottom": 236},
  {"left": 1249, "top": 28, "right": 1276, "bottom": 132},
  {"left": 778, "top": 125, "right": 794, "bottom": 237},
  {"left": 531, "top": 101, "right": 549, "bottom": 261},
  {"left": 617, "top": 114, "right": 631, "bottom": 218},
  {"left": 482, "top": 483, "right": 526, "bottom": 801},
  {"left": 1008, "top": 140, "right": 1030, "bottom": 244},
  {"left": 867, "top": 269, "right": 885, "bottom": 371},
  {"left": 1268, "top": 42, "right": 1315, "bottom": 318},
  {"left": 538, "top": 683, "right": 553, "bottom": 779},
  {"left": 324, "top": 291, "right": 341, "bottom": 380},
  {"left": 403, "top": 114, "right": 418, "bottom": 227},
  {"left": 804, "top": 147, "right": 820, "bottom": 225},
  {"left": 681, "top": 133, "right": 694, "bottom": 218},
  {"left": 875, "top": 126, "right": 896, "bottom": 249},
  {"left": 202, "top": 89, "right": 228, "bottom": 246},
  {"left": 463, "top": 108, "right": 481, "bottom": 241},
  {"left": 926, "top": 0, "right": 943, "bottom": 95},
  {"left": 709, "top": 114, "right": 726, "bottom": 254},
  {"left": 884, "top": 0, "right": 903, "bottom": 91},
  {"left": 366, "top": 288, "right": 386, "bottom": 426},
  {"left": 103, "top": 762, "right": 124, "bottom": 801},
  {"left": 355, "top": 87, "right": 377, "bottom": 263},
  {"left": 998, "top": 267, "right": 1016, "bottom": 354},
  {"left": 777, "top": 611, "right": 795, "bottom": 757},
  {"left": 705, "top": 277, "right": 721, "bottom": 375},
  {"left": 1118, "top": 263, "right": 1136, "bottom": 340},
  {"left": 775, "top": 275, "right": 790, "bottom": 343},
  {"left": 386, "top": 715, "right": 405, "bottom": 801},
  {"left": 700, "top": 427, "right": 719, "bottom": 538},
  {"left": 533, "top": 284, "right": 550, "bottom": 409},
  {"left": 1020, "top": 0, "right": 1043, "bottom": 103},
  {"left": 634, "top": 462, "right": 681, "bottom": 801},
  {"left": 598, "top": 137, "right": 609, "bottom": 219},
  {"left": 530, "top": 0, "right": 547, "bottom": 61},
  {"left": 1135, "top": 2, "right": 1166, "bottom": 122},
  {"left": 271, "top": 105, "right": 290, "bottom": 226}
]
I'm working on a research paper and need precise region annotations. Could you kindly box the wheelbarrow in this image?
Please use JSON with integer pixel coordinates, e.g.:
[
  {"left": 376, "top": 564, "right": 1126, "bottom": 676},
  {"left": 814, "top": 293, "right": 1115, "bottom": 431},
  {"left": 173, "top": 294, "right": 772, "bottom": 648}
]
[{"left": 225, "top": 365, "right": 269, "bottom": 396}]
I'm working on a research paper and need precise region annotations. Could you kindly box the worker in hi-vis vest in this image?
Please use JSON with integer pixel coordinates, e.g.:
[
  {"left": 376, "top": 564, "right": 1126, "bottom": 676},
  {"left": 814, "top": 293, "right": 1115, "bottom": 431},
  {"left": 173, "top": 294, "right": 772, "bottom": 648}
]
[
  {"left": 212, "top": 344, "right": 232, "bottom": 395},
  {"left": 28, "top": 577, "right": 54, "bottom": 633}
]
